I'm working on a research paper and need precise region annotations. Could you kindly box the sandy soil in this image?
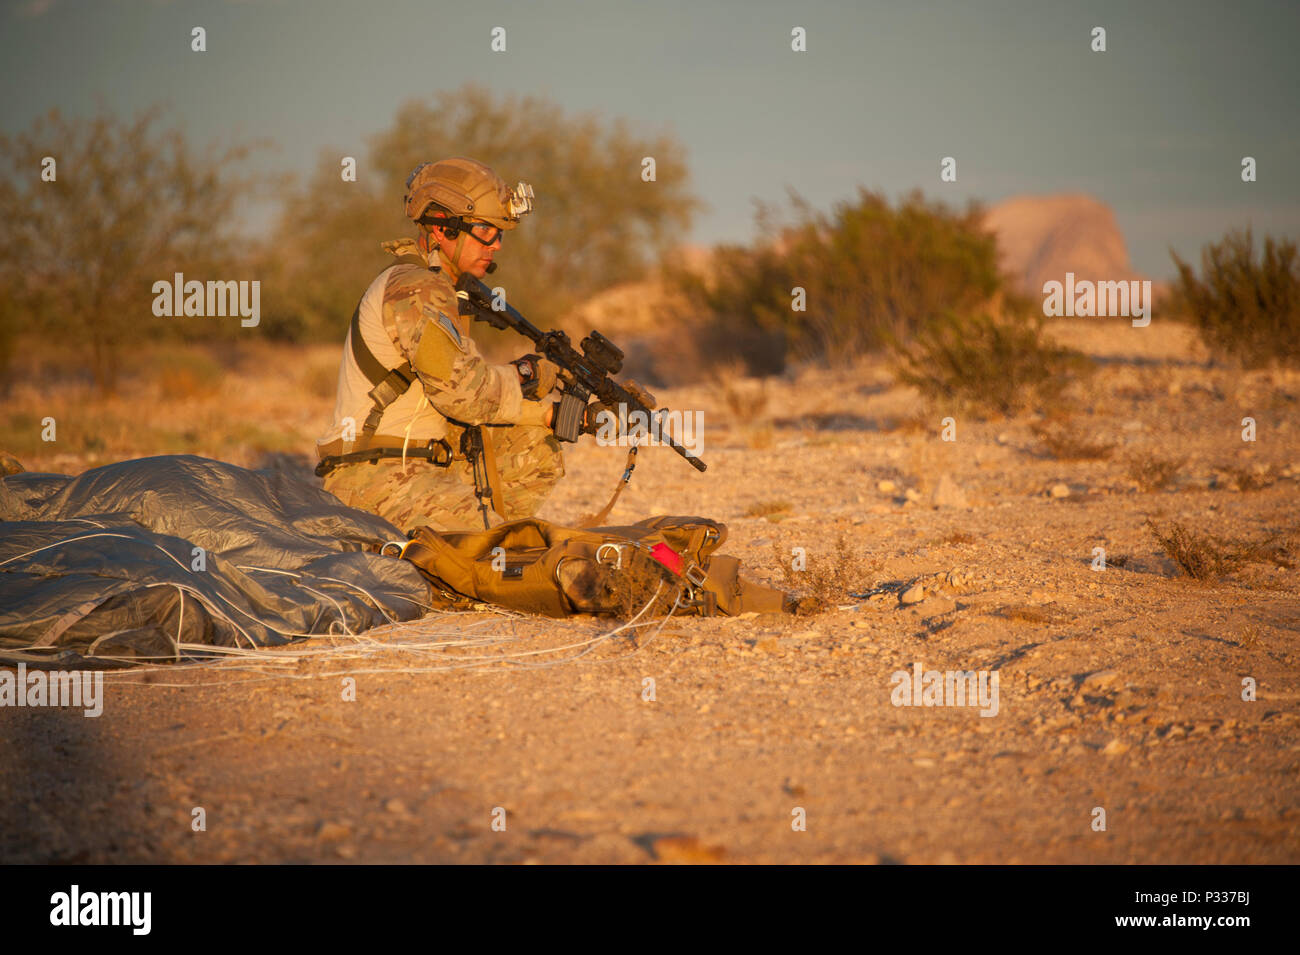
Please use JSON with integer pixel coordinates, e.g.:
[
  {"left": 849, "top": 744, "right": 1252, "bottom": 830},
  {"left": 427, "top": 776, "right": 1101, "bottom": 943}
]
[{"left": 2, "top": 318, "right": 1298, "bottom": 864}]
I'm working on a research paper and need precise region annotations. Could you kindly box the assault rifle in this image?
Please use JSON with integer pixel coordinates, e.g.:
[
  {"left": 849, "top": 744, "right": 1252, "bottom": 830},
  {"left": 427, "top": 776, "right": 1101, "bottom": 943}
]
[{"left": 454, "top": 273, "right": 706, "bottom": 473}]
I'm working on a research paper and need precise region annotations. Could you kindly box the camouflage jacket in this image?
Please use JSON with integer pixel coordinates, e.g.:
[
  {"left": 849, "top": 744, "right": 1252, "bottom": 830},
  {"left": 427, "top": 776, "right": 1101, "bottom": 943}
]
[{"left": 317, "top": 248, "right": 548, "bottom": 453}]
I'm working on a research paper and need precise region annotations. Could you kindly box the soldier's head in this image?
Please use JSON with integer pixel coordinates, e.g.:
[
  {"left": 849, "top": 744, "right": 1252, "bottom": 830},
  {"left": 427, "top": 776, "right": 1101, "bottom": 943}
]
[{"left": 403, "top": 157, "right": 533, "bottom": 279}]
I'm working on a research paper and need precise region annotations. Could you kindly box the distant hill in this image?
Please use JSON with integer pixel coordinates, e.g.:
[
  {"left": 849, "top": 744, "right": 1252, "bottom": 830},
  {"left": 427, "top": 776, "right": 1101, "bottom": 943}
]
[{"left": 982, "top": 194, "right": 1144, "bottom": 295}]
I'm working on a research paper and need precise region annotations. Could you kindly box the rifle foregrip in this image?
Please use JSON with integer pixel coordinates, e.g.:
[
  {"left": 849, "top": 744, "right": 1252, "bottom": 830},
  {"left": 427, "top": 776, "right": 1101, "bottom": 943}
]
[{"left": 554, "top": 391, "right": 586, "bottom": 443}]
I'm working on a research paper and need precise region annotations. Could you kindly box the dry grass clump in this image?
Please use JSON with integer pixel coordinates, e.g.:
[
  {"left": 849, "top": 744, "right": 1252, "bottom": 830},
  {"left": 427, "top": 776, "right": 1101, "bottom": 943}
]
[
  {"left": 745, "top": 500, "right": 793, "bottom": 520},
  {"left": 1146, "top": 520, "right": 1296, "bottom": 581},
  {"left": 938, "top": 531, "right": 976, "bottom": 546},
  {"left": 1127, "top": 454, "right": 1185, "bottom": 491},
  {"left": 998, "top": 605, "right": 1053, "bottom": 625},
  {"left": 708, "top": 361, "right": 774, "bottom": 448},
  {"left": 709, "top": 361, "right": 770, "bottom": 421},
  {"left": 1223, "top": 464, "right": 1276, "bottom": 491},
  {"left": 1147, "top": 521, "right": 1242, "bottom": 580},
  {"left": 156, "top": 347, "right": 226, "bottom": 402},
  {"left": 777, "top": 534, "right": 881, "bottom": 616},
  {"left": 1031, "top": 421, "right": 1115, "bottom": 460}
]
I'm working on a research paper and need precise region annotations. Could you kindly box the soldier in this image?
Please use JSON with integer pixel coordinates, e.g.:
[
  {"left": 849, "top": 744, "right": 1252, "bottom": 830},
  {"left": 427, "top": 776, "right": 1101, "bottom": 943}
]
[{"left": 315, "top": 157, "right": 566, "bottom": 532}]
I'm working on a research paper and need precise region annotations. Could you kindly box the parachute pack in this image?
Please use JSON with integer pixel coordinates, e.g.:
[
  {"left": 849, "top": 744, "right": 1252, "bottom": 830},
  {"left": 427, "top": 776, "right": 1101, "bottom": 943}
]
[{"left": 396, "top": 515, "right": 793, "bottom": 619}]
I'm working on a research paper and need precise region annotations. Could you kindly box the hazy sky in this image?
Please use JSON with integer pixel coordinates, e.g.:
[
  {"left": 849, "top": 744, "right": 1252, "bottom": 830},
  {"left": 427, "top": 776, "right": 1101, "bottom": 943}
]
[{"left": 3, "top": 0, "right": 1297, "bottom": 278}]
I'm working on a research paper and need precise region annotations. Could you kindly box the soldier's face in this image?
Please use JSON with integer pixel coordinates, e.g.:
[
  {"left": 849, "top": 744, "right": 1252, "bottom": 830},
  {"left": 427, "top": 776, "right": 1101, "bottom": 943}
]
[{"left": 433, "top": 224, "right": 502, "bottom": 278}]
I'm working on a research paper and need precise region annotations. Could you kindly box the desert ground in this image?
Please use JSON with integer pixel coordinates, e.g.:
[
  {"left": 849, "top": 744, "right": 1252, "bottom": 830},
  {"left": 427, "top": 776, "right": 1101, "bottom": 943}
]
[{"left": 1, "top": 316, "right": 1297, "bottom": 864}]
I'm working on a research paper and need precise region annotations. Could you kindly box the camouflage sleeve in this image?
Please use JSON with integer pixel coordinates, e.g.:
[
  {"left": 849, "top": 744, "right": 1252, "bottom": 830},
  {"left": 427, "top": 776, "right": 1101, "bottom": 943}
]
[{"left": 386, "top": 272, "right": 549, "bottom": 428}]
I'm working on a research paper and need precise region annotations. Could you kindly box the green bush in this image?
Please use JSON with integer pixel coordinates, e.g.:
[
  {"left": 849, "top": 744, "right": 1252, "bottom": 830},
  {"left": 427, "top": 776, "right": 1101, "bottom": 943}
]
[
  {"left": 667, "top": 189, "right": 1006, "bottom": 376},
  {"left": 1171, "top": 229, "right": 1300, "bottom": 368},
  {"left": 890, "top": 310, "right": 1091, "bottom": 418}
]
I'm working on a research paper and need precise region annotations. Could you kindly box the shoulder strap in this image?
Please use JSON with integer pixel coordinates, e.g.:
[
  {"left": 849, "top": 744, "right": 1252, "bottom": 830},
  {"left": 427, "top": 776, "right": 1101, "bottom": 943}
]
[{"left": 347, "top": 264, "right": 427, "bottom": 442}]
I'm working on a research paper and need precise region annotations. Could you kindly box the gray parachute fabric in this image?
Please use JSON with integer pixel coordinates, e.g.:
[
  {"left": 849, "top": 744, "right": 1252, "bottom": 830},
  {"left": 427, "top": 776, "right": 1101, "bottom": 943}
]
[{"left": 0, "top": 455, "right": 434, "bottom": 666}]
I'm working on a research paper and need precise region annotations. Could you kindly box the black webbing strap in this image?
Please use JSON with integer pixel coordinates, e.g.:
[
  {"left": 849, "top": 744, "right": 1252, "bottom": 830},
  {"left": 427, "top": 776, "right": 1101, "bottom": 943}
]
[
  {"left": 348, "top": 298, "right": 418, "bottom": 440},
  {"left": 349, "top": 302, "right": 390, "bottom": 386}
]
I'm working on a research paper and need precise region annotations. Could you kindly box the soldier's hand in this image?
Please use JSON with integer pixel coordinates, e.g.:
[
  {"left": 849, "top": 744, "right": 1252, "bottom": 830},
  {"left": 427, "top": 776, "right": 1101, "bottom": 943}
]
[
  {"left": 513, "top": 354, "right": 560, "bottom": 400},
  {"left": 581, "top": 399, "right": 615, "bottom": 436}
]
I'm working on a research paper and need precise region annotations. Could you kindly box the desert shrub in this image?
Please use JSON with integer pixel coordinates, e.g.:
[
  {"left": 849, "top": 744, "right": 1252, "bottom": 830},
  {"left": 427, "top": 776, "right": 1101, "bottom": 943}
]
[
  {"left": 778, "top": 534, "right": 881, "bottom": 616},
  {"left": 1031, "top": 420, "right": 1115, "bottom": 460},
  {"left": 1170, "top": 228, "right": 1300, "bottom": 368},
  {"left": 0, "top": 108, "right": 257, "bottom": 393},
  {"left": 1126, "top": 453, "right": 1185, "bottom": 491},
  {"left": 1147, "top": 520, "right": 1295, "bottom": 582},
  {"left": 666, "top": 189, "right": 1006, "bottom": 376},
  {"left": 890, "top": 310, "right": 1092, "bottom": 417},
  {"left": 155, "top": 347, "right": 226, "bottom": 401},
  {"left": 1145, "top": 520, "right": 1298, "bottom": 581},
  {"left": 744, "top": 500, "right": 793, "bottom": 520},
  {"left": 1148, "top": 521, "right": 1240, "bottom": 580},
  {"left": 1223, "top": 464, "right": 1276, "bottom": 491}
]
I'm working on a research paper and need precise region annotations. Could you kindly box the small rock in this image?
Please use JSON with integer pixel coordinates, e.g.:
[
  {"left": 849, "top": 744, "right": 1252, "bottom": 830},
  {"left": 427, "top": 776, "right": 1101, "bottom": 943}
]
[
  {"left": 931, "top": 473, "right": 968, "bottom": 509},
  {"left": 1049, "top": 483, "right": 1070, "bottom": 498},
  {"left": 877, "top": 479, "right": 897, "bottom": 494},
  {"left": 900, "top": 583, "right": 925, "bottom": 605},
  {"left": 1082, "top": 669, "right": 1121, "bottom": 690},
  {"left": 383, "top": 798, "right": 409, "bottom": 815},
  {"left": 316, "top": 821, "right": 351, "bottom": 843},
  {"left": 923, "top": 596, "right": 957, "bottom": 615},
  {"left": 996, "top": 432, "right": 1012, "bottom": 445},
  {"left": 904, "top": 488, "right": 922, "bottom": 503},
  {"left": 1102, "top": 739, "right": 1130, "bottom": 756},
  {"left": 643, "top": 834, "right": 725, "bottom": 863}
]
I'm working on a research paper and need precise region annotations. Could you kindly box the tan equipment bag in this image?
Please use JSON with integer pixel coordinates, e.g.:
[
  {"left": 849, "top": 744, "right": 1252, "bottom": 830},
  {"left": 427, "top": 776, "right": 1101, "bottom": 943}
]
[{"left": 398, "top": 516, "right": 792, "bottom": 618}]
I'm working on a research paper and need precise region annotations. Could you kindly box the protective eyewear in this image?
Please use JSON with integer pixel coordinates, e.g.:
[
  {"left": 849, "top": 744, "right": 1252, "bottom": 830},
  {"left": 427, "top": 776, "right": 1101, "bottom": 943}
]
[{"left": 465, "top": 222, "right": 504, "bottom": 246}]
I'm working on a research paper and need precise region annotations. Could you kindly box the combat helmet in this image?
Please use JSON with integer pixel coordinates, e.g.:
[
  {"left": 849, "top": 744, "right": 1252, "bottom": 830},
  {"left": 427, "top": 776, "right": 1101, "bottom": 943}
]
[{"left": 403, "top": 157, "right": 533, "bottom": 232}]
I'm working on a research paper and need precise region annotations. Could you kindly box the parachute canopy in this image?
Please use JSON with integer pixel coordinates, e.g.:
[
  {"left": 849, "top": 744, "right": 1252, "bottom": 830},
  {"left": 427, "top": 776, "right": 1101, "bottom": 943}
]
[{"left": 0, "top": 455, "right": 433, "bottom": 666}]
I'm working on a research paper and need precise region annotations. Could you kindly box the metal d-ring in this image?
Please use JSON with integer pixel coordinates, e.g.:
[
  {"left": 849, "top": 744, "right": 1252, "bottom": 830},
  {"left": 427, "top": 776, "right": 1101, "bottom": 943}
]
[{"left": 595, "top": 542, "right": 626, "bottom": 569}]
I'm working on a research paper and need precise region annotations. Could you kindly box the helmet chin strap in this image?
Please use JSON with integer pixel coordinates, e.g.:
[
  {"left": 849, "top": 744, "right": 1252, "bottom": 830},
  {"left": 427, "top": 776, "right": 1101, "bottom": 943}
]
[{"left": 445, "top": 231, "right": 469, "bottom": 278}]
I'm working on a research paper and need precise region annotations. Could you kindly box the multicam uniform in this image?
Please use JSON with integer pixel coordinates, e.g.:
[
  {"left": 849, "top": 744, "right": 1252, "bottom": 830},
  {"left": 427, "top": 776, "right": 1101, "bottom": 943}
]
[{"left": 316, "top": 244, "right": 563, "bottom": 533}]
